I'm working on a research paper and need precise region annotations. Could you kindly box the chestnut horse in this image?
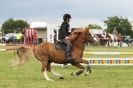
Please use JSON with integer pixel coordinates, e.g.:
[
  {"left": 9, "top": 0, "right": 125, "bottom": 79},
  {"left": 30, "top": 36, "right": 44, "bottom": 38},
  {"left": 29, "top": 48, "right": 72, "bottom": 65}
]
[{"left": 16, "top": 28, "right": 95, "bottom": 81}]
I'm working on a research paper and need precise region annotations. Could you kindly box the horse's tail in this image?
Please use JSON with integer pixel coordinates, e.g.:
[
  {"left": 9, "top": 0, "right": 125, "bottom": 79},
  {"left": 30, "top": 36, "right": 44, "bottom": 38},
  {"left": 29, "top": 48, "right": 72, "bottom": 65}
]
[{"left": 15, "top": 46, "right": 34, "bottom": 67}]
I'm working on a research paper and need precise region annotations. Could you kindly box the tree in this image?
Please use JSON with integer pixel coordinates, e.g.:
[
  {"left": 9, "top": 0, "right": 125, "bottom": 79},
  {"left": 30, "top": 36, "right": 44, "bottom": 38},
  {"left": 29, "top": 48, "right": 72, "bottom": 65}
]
[
  {"left": 87, "top": 24, "right": 102, "bottom": 29},
  {"left": 104, "top": 16, "right": 133, "bottom": 38},
  {"left": 1, "top": 18, "right": 29, "bottom": 34}
]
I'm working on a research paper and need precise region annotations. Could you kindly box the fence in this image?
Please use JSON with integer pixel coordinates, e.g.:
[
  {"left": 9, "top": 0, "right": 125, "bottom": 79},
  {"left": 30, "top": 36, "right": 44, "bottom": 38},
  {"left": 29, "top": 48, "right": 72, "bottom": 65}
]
[
  {"left": 86, "top": 58, "right": 133, "bottom": 65},
  {"left": 0, "top": 43, "right": 20, "bottom": 51}
]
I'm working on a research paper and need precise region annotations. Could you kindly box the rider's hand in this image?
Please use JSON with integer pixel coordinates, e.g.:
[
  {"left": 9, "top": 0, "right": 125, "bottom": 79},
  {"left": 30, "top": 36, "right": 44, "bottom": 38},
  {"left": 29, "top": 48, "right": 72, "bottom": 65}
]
[{"left": 65, "top": 36, "right": 70, "bottom": 40}]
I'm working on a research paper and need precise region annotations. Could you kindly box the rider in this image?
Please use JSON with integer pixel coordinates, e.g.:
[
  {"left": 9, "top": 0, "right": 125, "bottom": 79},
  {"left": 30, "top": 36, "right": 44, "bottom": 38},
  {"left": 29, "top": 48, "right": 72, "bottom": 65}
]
[{"left": 58, "top": 14, "right": 73, "bottom": 63}]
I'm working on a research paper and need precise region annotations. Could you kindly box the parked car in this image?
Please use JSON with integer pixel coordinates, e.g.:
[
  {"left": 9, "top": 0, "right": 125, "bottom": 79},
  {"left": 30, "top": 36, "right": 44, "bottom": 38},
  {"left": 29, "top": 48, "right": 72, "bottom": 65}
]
[
  {"left": 128, "top": 38, "right": 133, "bottom": 43},
  {"left": 124, "top": 38, "right": 133, "bottom": 43},
  {"left": 2, "top": 33, "right": 16, "bottom": 43},
  {"left": 0, "top": 36, "right": 2, "bottom": 43}
]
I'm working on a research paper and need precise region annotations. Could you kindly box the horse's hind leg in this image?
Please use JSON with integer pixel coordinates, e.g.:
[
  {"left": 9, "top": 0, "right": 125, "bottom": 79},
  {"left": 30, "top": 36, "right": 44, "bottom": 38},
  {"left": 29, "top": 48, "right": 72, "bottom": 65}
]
[
  {"left": 41, "top": 58, "right": 53, "bottom": 81},
  {"left": 51, "top": 70, "right": 64, "bottom": 79},
  {"left": 47, "top": 62, "right": 64, "bottom": 79}
]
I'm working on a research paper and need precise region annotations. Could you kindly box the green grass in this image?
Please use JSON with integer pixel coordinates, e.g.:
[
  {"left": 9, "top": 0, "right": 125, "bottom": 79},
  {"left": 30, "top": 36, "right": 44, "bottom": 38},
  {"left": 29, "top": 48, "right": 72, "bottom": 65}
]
[
  {"left": 0, "top": 51, "right": 133, "bottom": 88},
  {"left": 85, "top": 46, "right": 133, "bottom": 52},
  {"left": 83, "top": 46, "right": 133, "bottom": 58}
]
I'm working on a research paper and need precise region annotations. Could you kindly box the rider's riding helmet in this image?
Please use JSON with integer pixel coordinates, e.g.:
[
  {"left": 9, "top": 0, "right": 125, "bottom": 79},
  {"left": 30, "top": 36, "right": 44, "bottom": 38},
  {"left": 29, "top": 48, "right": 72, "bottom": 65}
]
[{"left": 63, "top": 14, "right": 71, "bottom": 20}]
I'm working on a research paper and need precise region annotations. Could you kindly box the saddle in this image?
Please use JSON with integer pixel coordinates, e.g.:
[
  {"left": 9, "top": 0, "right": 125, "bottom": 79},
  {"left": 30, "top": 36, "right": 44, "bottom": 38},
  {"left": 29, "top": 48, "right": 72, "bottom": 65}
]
[{"left": 55, "top": 40, "right": 66, "bottom": 51}]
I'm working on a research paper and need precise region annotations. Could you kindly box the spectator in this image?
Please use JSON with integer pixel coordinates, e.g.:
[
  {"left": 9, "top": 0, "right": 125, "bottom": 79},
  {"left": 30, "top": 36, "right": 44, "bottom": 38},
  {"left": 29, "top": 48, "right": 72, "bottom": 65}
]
[
  {"left": 117, "top": 33, "right": 123, "bottom": 47},
  {"left": 16, "top": 32, "right": 22, "bottom": 44}
]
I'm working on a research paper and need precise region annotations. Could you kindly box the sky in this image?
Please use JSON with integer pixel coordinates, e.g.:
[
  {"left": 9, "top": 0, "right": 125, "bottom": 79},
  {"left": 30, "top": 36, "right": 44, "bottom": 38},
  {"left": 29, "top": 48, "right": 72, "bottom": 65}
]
[{"left": 0, "top": 0, "right": 133, "bottom": 29}]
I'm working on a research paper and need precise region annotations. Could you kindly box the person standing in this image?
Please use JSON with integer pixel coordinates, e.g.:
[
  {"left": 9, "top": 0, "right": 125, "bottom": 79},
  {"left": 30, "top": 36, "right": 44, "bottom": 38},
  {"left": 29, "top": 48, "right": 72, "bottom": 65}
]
[
  {"left": 117, "top": 33, "right": 123, "bottom": 47},
  {"left": 16, "top": 32, "right": 22, "bottom": 44}
]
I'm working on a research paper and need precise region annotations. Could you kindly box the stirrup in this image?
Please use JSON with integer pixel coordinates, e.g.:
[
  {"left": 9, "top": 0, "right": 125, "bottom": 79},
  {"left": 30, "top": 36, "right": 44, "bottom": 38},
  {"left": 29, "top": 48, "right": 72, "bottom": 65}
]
[{"left": 66, "top": 58, "right": 73, "bottom": 63}]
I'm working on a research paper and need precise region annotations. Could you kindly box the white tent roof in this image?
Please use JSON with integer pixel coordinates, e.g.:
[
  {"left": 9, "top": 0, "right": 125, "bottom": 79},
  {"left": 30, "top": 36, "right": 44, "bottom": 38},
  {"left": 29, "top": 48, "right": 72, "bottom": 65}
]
[
  {"left": 90, "top": 29, "right": 104, "bottom": 34},
  {"left": 30, "top": 22, "right": 47, "bottom": 28}
]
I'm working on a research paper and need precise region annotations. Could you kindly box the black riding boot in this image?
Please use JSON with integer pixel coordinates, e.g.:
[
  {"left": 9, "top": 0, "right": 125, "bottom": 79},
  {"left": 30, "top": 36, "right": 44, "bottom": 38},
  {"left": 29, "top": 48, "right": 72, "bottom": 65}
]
[{"left": 65, "top": 46, "right": 73, "bottom": 63}]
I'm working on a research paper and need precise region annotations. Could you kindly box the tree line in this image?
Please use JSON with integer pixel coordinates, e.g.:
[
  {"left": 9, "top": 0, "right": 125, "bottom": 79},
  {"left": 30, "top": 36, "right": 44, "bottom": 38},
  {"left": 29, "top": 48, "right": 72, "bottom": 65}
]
[
  {"left": 87, "top": 16, "right": 133, "bottom": 38},
  {"left": 1, "top": 16, "right": 133, "bottom": 38},
  {"left": 1, "top": 18, "right": 29, "bottom": 34}
]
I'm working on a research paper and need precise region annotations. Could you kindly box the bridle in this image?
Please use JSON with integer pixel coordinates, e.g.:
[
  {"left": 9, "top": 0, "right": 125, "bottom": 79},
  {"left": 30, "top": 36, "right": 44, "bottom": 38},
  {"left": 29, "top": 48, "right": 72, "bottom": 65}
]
[{"left": 87, "top": 31, "right": 95, "bottom": 43}]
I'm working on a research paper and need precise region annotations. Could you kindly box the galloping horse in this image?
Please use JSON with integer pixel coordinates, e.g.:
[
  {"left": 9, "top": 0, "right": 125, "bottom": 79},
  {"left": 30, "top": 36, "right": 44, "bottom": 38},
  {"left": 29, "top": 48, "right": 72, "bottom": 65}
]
[{"left": 16, "top": 28, "right": 95, "bottom": 81}]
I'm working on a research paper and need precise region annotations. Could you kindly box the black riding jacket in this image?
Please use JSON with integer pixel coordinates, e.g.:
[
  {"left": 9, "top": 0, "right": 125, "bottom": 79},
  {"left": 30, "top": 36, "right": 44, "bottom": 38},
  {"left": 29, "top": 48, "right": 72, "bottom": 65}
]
[{"left": 59, "top": 21, "right": 70, "bottom": 40}]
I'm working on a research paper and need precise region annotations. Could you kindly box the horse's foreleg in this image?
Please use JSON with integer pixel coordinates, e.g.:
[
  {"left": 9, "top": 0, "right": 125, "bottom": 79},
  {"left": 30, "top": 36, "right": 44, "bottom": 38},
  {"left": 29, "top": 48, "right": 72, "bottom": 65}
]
[
  {"left": 84, "top": 64, "right": 91, "bottom": 76},
  {"left": 71, "top": 69, "right": 84, "bottom": 76},
  {"left": 81, "top": 59, "right": 92, "bottom": 76},
  {"left": 86, "top": 64, "right": 91, "bottom": 73},
  {"left": 71, "top": 63, "right": 85, "bottom": 76}
]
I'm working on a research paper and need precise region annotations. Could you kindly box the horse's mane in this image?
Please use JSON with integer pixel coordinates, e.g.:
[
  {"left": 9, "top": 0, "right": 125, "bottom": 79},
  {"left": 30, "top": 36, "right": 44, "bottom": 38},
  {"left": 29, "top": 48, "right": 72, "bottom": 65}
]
[
  {"left": 70, "top": 28, "right": 84, "bottom": 40},
  {"left": 70, "top": 28, "right": 89, "bottom": 45}
]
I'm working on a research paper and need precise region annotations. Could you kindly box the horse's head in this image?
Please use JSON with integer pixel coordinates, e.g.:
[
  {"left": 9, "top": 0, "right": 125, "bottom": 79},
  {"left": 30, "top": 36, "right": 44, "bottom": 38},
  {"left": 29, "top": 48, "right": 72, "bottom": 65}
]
[
  {"left": 70, "top": 28, "right": 97, "bottom": 45},
  {"left": 84, "top": 28, "right": 97, "bottom": 45}
]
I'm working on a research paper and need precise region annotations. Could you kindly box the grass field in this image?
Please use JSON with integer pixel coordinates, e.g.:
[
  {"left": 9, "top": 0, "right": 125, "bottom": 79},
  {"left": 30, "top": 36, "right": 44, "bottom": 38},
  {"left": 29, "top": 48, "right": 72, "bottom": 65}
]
[
  {"left": 0, "top": 49, "right": 133, "bottom": 88},
  {"left": 84, "top": 46, "right": 133, "bottom": 58}
]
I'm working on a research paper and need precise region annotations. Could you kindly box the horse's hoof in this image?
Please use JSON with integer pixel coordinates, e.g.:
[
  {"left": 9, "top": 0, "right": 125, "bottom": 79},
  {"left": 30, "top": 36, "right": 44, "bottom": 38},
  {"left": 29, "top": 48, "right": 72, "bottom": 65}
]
[
  {"left": 59, "top": 76, "right": 64, "bottom": 79},
  {"left": 47, "top": 79, "right": 54, "bottom": 81},
  {"left": 89, "top": 70, "right": 92, "bottom": 73}
]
